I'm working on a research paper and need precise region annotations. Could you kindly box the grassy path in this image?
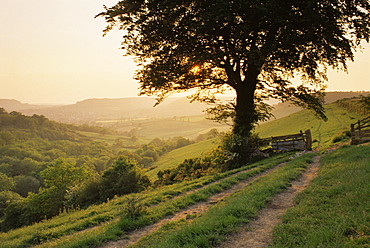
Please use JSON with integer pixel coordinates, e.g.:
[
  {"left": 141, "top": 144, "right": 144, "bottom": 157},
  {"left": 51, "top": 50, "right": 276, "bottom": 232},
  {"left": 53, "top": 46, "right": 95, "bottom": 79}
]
[
  {"left": 272, "top": 144, "right": 370, "bottom": 247},
  {"left": 217, "top": 155, "right": 320, "bottom": 247},
  {"left": 0, "top": 154, "right": 290, "bottom": 248},
  {"left": 101, "top": 159, "right": 290, "bottom": 247},
  {"left": 128, "top": 153, "right": 316, "bottom": 247}
]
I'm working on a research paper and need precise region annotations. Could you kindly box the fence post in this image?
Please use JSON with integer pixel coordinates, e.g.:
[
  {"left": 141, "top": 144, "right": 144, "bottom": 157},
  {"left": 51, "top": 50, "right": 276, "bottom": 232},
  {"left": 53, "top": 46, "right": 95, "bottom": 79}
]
[{"left": 305, "top": 129, "right": 312, "bottom": 150}]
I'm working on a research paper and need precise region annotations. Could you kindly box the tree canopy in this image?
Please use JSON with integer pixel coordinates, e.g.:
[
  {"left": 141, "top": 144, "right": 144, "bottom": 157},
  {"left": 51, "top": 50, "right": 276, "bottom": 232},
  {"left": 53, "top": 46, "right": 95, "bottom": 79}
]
[{"left": 98, "top": 0, "right": 370, "bottom": 162}]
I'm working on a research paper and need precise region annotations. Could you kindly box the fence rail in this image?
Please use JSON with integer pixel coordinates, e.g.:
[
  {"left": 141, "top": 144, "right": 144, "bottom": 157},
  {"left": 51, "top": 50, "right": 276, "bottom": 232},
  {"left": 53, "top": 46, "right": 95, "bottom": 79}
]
[
  {"left": 260, "top": 129, "right": 312, "bottom": 151},
  {"left": 351, "top": 116, "right": 370, "bottom": 145}
]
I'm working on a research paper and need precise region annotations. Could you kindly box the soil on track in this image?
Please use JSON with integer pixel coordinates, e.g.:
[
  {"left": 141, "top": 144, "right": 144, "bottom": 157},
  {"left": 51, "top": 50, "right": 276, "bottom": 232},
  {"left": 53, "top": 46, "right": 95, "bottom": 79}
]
[
  {"left": 101, "top": 155, "right": 320, "bottom": 248},
  {"left": 101, "top": 160, "right": 289, "bottom": 248},
  {"left": 217, "top": 155, "right": 320, "bottom": 247}
]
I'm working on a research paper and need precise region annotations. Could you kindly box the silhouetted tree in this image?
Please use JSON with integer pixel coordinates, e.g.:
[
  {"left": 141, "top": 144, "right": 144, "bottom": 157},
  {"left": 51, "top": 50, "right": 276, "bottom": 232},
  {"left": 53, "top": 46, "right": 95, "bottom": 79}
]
[{"left": 98, "top": 0, "right": 369, "bottom": 163}]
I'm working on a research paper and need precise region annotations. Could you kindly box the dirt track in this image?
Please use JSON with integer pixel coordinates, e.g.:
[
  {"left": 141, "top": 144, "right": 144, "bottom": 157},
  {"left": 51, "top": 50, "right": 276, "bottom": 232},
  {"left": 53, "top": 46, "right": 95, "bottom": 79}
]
[
  {"left": 217, "top": 155, "right": 320, "bottom": 247},
  {"left": 101, "top": 155, "right": 320, "bottom": 248},
  {"left": 101, "top": 161, "right": 289, "bottom": 248}
]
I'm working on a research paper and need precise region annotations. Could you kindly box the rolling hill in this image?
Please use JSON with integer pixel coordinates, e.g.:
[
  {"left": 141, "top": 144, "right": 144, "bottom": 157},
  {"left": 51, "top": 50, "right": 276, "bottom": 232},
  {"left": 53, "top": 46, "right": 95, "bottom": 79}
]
[
  {"left": 0, "top": 96, "right": 368, "bottom": 247},
  {"left": 1, "top": 91, "right": 368, "bottom": 125}
]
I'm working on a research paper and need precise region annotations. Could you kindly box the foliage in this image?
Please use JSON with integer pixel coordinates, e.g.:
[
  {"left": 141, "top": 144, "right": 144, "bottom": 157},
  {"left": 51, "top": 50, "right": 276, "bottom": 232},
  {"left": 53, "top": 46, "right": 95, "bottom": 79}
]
[
  {"left": 99, "top": 156, "right": 151, "bottom": 201},
  {"left": 156, "top": 156, "right": 219, "bottom": 186},
  {"left": 130, "top": 154, "right": 315, "bottom": 247},
  {"left": 97, "top": 0, "right": 369, "bottom": 163},
  {"left": 0, "top": 172, "right": 14, "bottom": 192},
  {"left": 0, "top": 191, "right": 22, "bottom": 218},
  {"left": 40, "top": 159, "right": 95, "bottom": 189},
  {"left": 0, "top": 108, "right": 210, "bottom": 230},
  {"left": 13, "top": 175, "right": 40, "bottom": 197}
]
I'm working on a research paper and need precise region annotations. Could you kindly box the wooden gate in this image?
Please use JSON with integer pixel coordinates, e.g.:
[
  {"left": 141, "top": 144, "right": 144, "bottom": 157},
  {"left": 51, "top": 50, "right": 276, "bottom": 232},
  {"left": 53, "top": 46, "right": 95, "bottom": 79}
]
[
  {"left": 351, "top": 116, "right": 370, "bottom": 145},
  {"left": 260, "top": 130, "right": 312, "bottom": 151}
]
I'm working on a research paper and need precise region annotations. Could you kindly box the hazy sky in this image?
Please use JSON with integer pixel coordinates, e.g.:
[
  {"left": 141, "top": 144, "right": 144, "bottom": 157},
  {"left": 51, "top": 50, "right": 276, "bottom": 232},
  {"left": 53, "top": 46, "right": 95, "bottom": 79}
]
[{"left": 1, "top": 1, "right": 369, "bottom": 104}]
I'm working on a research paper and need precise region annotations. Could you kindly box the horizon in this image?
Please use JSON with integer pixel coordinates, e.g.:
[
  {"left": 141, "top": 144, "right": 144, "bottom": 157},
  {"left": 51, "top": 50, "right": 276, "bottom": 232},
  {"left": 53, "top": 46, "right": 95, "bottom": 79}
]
[
  {"left": 1, "top": 1, "right": 369, "bottom": 105},
  {"left": 1, "top": 90, "right": 369, "bottom": 106}
]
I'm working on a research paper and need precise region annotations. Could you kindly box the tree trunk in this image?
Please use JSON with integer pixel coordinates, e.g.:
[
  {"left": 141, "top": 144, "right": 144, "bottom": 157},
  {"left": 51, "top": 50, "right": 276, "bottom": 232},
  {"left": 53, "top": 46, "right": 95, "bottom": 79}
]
[
  {"left": 230, "top": 64, "right": 260, "bottom": 164},
  {"left": 233, "top": 64, "right": 260, "bottom": 138}
]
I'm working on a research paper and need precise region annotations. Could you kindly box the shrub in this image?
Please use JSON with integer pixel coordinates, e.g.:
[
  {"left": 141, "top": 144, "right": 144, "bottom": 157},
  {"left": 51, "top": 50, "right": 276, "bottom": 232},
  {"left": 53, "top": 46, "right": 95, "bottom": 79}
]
[{"left": 99, "top": 157, "right": 151, "bottom": 201}]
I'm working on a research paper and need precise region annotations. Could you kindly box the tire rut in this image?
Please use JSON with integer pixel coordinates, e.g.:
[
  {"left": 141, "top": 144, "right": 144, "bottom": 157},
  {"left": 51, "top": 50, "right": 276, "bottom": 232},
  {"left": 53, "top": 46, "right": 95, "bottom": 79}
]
[
  {"left": 216, "top": 155, "right": 320, "bottom": 248},
  {"left": 101, "top": 160, "right": 289, "bottom": 248}
]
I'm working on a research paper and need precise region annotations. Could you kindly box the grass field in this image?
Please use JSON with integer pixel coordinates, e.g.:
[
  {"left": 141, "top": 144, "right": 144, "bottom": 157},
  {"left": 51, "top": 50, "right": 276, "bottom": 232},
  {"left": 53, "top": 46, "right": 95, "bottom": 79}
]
[
  {"left": 0, "top": 153, "right": 293, "bottom": 248},
  {"left": 0, "top": 101, "right": 368, "bottom": 247},
  {"left": 130, "top": 153, "right": 316, "bottom": 247},
  {"left": 272, "top": 144, "right": 370, "bottom": 247},
  {"left": 146, "top": 137, "right": 221, "bottom": 179},
  {"left": 77, "top": 131, "right": 151, "bottom": 146},
  {"left": 256, "top": 103, "right": 365, "bottom": 149},
  {"left": 96, "top": 115, "right": 230, "bottom": 140}
]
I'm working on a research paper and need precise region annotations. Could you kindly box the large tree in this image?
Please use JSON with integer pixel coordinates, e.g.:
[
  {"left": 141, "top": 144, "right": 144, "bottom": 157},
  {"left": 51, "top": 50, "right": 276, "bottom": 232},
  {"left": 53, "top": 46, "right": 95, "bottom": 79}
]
[{"left": 97, "top": 0, "right": 370, "bottom": 162}]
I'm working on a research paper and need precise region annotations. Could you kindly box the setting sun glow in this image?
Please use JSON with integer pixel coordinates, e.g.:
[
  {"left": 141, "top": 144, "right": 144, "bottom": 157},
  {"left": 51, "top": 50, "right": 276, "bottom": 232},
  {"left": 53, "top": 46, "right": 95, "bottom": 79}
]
[{"left": 190, "top": 65, "right": 202, "bottom": 74}]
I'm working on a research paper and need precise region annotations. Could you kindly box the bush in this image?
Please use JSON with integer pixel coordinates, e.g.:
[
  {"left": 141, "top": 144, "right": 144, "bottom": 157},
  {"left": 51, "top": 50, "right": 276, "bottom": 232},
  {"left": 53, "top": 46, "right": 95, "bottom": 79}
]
[{"left": 99, "top": 157, "right": 151, "bottom": 201}]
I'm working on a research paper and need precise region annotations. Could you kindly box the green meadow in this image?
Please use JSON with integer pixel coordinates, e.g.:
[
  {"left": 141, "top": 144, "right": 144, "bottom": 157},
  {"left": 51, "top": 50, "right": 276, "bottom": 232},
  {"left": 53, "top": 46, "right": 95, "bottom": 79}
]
[
  {"left": 0, "top": 100, "right": 368, "bottom": 247},
  {"left": 272, "top": 144, "right": 370, "bottom": 247},
  {"left": 256, "top": 102, "right": 364, "bottom": 149},
  {"left": 146, "top": 137, "right": 221, "bottom": 179}
]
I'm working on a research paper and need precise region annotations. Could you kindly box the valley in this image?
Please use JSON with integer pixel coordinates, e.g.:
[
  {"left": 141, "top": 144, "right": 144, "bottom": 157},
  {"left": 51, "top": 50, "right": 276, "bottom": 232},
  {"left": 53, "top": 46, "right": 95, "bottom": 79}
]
[{"left": 0, "top": 92, "right": 369, "bottom": 247}]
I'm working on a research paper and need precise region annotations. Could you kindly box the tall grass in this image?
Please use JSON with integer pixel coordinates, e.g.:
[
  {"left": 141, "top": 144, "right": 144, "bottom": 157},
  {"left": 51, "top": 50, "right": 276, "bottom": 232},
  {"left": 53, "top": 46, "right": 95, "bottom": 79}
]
[{"left": 272, "top": 144, "right": 370, "bottom": 247}]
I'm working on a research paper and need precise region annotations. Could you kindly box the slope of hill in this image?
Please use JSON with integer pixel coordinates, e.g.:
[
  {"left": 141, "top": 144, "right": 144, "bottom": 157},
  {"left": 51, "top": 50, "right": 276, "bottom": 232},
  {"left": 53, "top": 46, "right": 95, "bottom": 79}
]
[
  {"left": 0, "top": 97, "right": 368, "bottom": 247},
  {"left": 257, "top": 102, "right": 365, "bottom": 149},
  {"left": 268, "top": 91, "right": 369, "bottom": 120},
  {"left": 0, "top": 99, "right": 49, "bottom": 111},
  {"left": 18, "top": 97, "right": 211, "bottom": 124},
  {"left": 2, "top": 144, "right": 368, "bottom": 248},
  {"left": 146, "top": 137, "right": 221, "bottom": 179},
  {"left": 145, "top": 100, "right": 367, "bottom": 180},
  {"left": 1, "top": 91, "right": 367, "bottom": 127}
]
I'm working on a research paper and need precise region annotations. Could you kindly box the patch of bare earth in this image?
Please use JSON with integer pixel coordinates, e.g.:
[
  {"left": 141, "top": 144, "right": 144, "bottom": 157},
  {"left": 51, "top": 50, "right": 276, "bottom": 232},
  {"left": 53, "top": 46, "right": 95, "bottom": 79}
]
[
  {"left": 216, "top": 155, "right": 320, "bottom": 248},
  {"left": 101, "top": 160, "right": 289, "bottom": 248}
]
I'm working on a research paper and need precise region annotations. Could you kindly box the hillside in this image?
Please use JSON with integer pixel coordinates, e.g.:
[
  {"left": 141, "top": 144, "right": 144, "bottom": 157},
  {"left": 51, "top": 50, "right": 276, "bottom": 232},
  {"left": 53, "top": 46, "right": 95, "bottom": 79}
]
[
  {"left": 146, "top": 137, "right": 220, "bottom": 179},
  {"left": 17, "top": 97, "right": 211, "bottom": 124},
  {"left": 0, "top": 99, "right": 48, "bottom": 111},
  {"left": 1, "top": 144, "right": 368, "bottom": 247},
  {"left": 267, "top": 91, "right": 369, "bottom": 120},
  {"left": 0, "top": 97, "right": 369, "bottom": 247},
  {"left": 257, "top": 102, "right": 365, "bottom": 149},
  {"left": 141, "top": 100, "right": 367, "bottom": 180},
  {"left": 1, "top": 91, "right": 367, "bottom": 127}
]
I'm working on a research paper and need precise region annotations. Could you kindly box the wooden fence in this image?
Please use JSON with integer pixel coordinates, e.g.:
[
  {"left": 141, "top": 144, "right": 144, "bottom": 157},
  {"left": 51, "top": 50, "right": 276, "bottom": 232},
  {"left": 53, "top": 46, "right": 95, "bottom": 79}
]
[
  {"left": 350, "top": 116, "right": 370, "bottom": 145},
  {"left": 260, "top": 130, "right": 312, "bottom": 151}
]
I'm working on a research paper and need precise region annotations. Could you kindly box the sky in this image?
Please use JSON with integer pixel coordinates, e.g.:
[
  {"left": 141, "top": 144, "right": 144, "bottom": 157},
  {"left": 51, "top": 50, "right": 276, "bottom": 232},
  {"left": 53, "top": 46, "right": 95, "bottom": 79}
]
[{"left": 0, "top": 1, "right": 369, "bottom": 105}]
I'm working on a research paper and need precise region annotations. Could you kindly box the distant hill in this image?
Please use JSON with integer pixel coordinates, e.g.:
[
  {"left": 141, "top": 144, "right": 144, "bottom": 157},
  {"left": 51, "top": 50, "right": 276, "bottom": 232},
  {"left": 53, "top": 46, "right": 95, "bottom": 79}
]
[
  {"left": 269, "top": 91, "right": 369, "bottom": 121},
  {"left": 1, "top": 91, "right": 368, "bottom": 125},
  {"left": 15, "top": 97, "right": 214, "bottom": 124},
  {"left": 0, "top": 99, "right": 48, "bottom": 111}
]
